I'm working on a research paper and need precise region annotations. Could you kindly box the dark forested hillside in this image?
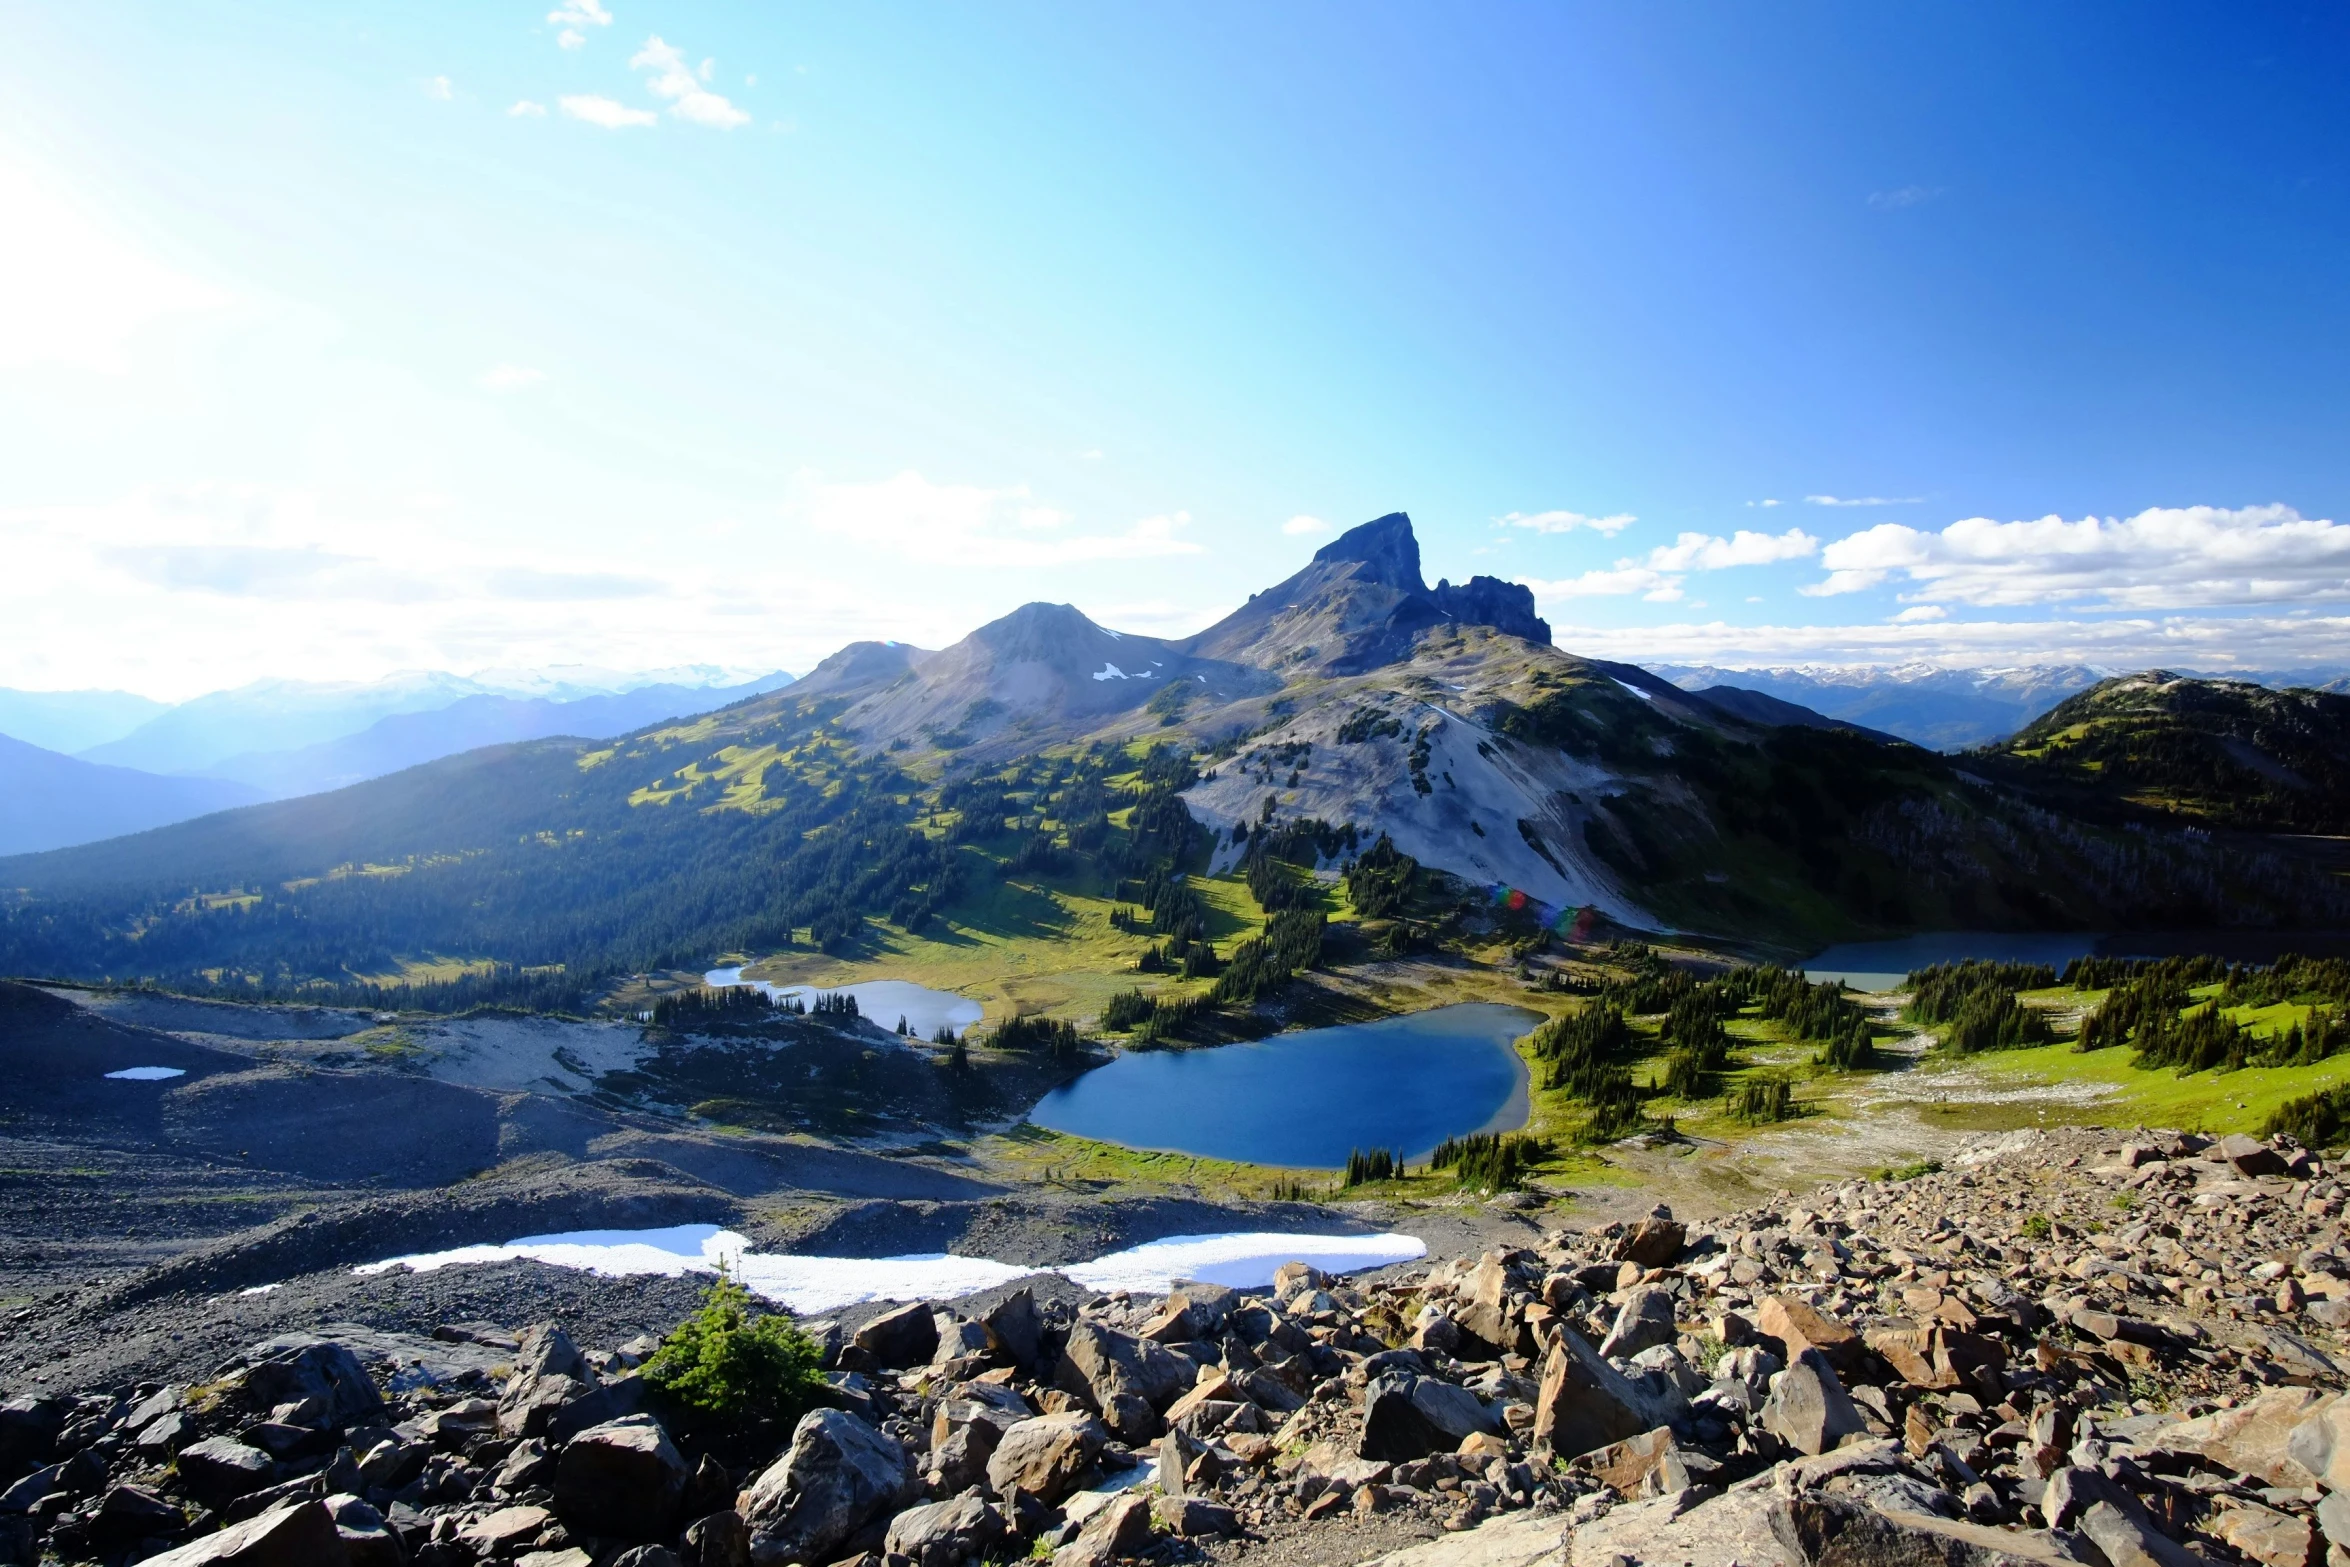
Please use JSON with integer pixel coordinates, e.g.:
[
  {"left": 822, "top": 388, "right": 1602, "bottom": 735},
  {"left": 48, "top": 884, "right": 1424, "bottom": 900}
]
[
  {"left": 1986, "top": 672, "right": 2350, "bottom": 834},
  {"left": 0, "top": 696, "right": 1220, "bottom": 1011}
]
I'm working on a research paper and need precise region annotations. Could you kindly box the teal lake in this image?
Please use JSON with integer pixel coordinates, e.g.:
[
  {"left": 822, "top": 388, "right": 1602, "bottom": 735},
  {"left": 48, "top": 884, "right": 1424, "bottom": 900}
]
[{"left": 1028, "top": 1002, "right": 1537, "bottom": 1169}]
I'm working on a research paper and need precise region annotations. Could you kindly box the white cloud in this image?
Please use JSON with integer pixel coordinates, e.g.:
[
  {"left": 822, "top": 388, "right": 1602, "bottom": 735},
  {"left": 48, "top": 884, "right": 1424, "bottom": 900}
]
[
  {"left": 479, "top": 364, "right": 546, "bottom": 392},
  {"left": 1546, "top": 610, "right": 2350, "bottom": 674},
  {"left": 631, "top": 36, "right": 750, "bottom": 128},
  {"left": 424, "top": 75, "right": 454, "bottom": 100},
  {"left": 1526, "top": 567, "right": 1684, "bottom": 602},
  {"left": 1645, "top": 528, "right": 1818, "bottom": 572},
  {"left": 549, "top": 0, "right": 611, "bottom": 48},
  {"left": 1869, "top": 185, "right": 1943, "bottom": 210},
  {"left": 1283, "top": 515, "right": 1330, "bottom": 536},
  {"left": 561, "top": 94, "right": 658, "bottom": 129},
  {"left": 509, "top": 100, "right": 548, "bottom": 117},
  {"left": 1747, "top": 498, "right": 1782, "bottom": 508},
  {"left": 1807, "top": 494, "right": 1923, "bottom": 507},
  {"left": 1890, "top": 605, "right": 1947, "bottom": 623},
  {"left": 1497, "top": 508, "right": 1636, "bottom": 537},
  {"left": 0, "top": 153, "right": 228, "bottom": 375},
  {"left": 1806, "top": 504, "right": 2350, "bottom": 608},
  {"left": 1525, "top": 527, "right": 1817, "bottom": 605},
  {"left": 790, "top": 471, "right": 1204, "bottom": 567}
]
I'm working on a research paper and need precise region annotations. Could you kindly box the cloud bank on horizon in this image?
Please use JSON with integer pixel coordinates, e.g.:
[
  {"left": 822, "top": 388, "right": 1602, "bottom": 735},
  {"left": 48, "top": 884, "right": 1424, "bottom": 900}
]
[{"left": 0, "top": 7, "right": 2344, "bottom": 698}]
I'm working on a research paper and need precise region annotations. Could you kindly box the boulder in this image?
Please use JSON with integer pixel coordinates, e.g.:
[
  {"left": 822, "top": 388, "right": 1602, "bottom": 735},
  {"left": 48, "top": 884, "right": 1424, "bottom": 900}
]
[
  {"left": 499, "top": 1324, "right": 599, "bottom": 1440},
  {"left": 1866, "top": 1322, "right": 2008, "bottom": 1391},
  {"left": 141, "top": 1500, "right": 350, "bottom": 1566},
  {"left": 2211, "top": 1503, "right": 2315, "bottom": 1567},
  {"left": 2145, "top": 1388, "right": 2329, "bottom": 1488},
  {"left": 325, "top": 1495, "right": 403, "bottom": 1567},
  {"left": 1575, "top": 1427, "right": 1698, "bottom": 1499},
  {"left": 1153, "top": 1494, "right": 1240, "bottom": 1537},
  {"left": 981, "top": 1289, "right": 1045, "bottom": 1374},
  {"left": 460, "top": 1504, "right": 554, "bottom": 1552},
  {"left": 1360, "top": 1373, "right": 1504, "bottom": 1462},
  {"left": 885, "top": 1488, "right": 1008, "bottom": 1567},
  {"left": 1053, "top": 1491, "right": 1153, "bottom": 1567},
  {"left": 1760, "top": 1348, "right": 1866, "bottom": 1457},
  {"left": 612, "top": 1550, "right": 684, "bottom": 1567},
  {"left": 1776, "top": 1493, "right": 2089, "bottom": 1566},
  {"left": 89, "top": 1483, "right": 187, "bottom": 1550},
  {"left": 238, "top": 1338, "right": 388, "bottom": 1428},
  {"left": 986, "top": 1411, "right": 1108, "bottom": 1504},
  {"left": 1054, "top": 1320, "right": 1191, "bottom": 1440},
  {"left": 1754, "top": 1295, "right": 1865, "bottom": 1377},
  {"left": 854, "top": 1301, "right": 941, "bottom": 1369},
  {"left": 1613, "top": 1216, "right": 1686, "bottom": 1268},
  {"left": 1532, "top": 1328, "right": 1655, "bottom": 1461},
  {"left": 1567, "top": 1488, "right": 1794, "bottom": 1567},
  {"left": 175, "top": 1436, "right": 278, "bottom": 1507},
  {"left": 554, "top": 1414, "right": 689, "bottom": 1542},
  {"left": 1273, "top": 1261, "right": 1331, "bottom": 1301},
  {"left": 1598, "top": 1286, "right": 1678, "bottom": 1359},
  {"left": 0, "top": 1397, "right": 61, "bottom": 1485},
  {"left": 2287, "top": 1395, "right": 2350, "bottom": 1492},
  {"left": 685, "top": 1509, "right": 753, "bottom": 1567},
  {"left": 739, "top": 1408, "right": 910, "bottom": 1566},
  {"left": 932, "top": 1315, "right": 995, "bottom": 1367},
  {"left": 2218, "top": 1133, "right": 2290, "bottom": 1178},
  {"left": 927, "top": 1381, "right": 1030, "bottom": 1492}
]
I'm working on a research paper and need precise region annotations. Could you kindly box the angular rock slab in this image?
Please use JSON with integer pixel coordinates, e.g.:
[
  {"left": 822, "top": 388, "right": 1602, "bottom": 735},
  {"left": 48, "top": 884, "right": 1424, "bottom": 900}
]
[
  {"left": 739, "top": 1408, "right": 909, "bottom": 1567},
  {"left": 142, "top": 1500, "right": 351, "bottom": 1566}
]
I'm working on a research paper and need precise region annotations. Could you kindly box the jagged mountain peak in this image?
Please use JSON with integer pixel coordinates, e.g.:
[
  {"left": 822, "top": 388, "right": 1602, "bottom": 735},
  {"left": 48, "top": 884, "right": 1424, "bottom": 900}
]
[{"left": 1311, "top": 511, "right": 1426, "bottom": 593}]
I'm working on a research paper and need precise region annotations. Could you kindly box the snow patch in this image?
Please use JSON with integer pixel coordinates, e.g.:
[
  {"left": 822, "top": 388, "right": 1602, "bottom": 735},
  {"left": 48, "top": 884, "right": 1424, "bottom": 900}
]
[
  {"left": 1092, "top": 664, "right": 1128, "bottom": 681},
  {"left": 352, "top": 1224, "right": 1427, "bottom": 1314},
  {"left": 105, "top": 1066, "right": 186, "bottom": 1081},
  {"left": 1611, "top": 678, "right": 1655, "bottom": 703}
]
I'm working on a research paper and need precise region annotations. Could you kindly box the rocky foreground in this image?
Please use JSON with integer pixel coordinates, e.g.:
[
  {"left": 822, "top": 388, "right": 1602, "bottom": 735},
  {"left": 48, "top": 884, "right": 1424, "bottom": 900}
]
[{"left": 9, "top": 1125, "right": 2350, "bottom": 1565}]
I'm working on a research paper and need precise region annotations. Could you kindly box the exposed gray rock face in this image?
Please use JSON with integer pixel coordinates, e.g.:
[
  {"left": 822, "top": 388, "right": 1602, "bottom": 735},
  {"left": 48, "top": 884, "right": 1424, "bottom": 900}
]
[
  {"left": 1597, "top": 1285, "right": 1678, "bottom": 1359},
  {"left": 1760, "top": 1348, "right": 1868, "bottom": 1457},
  {"left": 985, "top": 1411, "right": 1108, "bottom": 1505},
  {"left": 140, "top": 1500, "right": 349, "bottom": 1566},
  {"left": 553, "top": 1414, "right": 689, "bottom": 1541},
  {"left": 1360, "top": 1372, "right": 1505, "bottom": 1460},
  {"left": 884, "top": 1488, "right": 1008, "bottom": 1567},
  {"left": 738, "top": 1408, "right": 910, "bottom": 1567}
]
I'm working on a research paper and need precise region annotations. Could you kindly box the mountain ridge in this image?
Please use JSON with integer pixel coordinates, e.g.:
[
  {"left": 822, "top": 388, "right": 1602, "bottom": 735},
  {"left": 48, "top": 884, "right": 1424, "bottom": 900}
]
[{"left": 5, "top": 514, "right": 2344, "bottom": 1005}]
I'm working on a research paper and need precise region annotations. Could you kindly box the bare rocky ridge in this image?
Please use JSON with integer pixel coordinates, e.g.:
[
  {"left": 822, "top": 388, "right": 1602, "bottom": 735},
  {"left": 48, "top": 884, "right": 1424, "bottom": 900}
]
[{"left": 9, "top": 1125, "right": 2350, "bottom": 1565}]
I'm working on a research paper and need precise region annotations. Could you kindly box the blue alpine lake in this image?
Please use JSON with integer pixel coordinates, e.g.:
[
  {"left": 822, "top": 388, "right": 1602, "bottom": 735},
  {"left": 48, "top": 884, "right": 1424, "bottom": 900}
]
[
  {"left": 1802, "top": 929, "right": 2350, "bottom": 992},
  {"left": 1027, "top": 1002, "right": 1538, "bottom": 1170}
]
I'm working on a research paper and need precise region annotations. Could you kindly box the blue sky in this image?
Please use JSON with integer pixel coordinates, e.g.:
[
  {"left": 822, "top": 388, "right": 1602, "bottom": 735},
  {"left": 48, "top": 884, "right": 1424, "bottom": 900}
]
[{"left": 4, "top": 3, "right": 2347, "bottom": 698}]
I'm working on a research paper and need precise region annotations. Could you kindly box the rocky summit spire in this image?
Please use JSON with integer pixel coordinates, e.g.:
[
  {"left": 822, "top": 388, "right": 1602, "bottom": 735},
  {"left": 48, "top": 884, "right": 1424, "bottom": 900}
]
[{"left": 1311, "top": 512, "right": 1426, "bottom": 594}]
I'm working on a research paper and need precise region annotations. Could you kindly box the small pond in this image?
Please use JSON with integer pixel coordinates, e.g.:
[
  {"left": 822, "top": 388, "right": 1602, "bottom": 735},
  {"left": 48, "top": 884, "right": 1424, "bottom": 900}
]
[
  {"left": 704, "top": 968, "right": 984, "bottom": 1039},
  {"left": 1027, "top": 1002, "right": 1537, "bottom": 1170},
  {"left": 1802, "top": 929, "right": 2350, "bottom": 992}
]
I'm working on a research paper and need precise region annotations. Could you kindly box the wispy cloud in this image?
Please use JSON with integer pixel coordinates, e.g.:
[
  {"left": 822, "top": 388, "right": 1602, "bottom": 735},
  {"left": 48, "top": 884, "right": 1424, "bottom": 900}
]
[
  {"left": 1806, "top": 504, "right": 2350, "bottom": 608},
  {"left": 1282, "top": 515, "right": 1330, "bottom": 536},
  {"left": 1497, "top": 508, "right": 1636, "bottom": 537},
  {"left": 508, "top": 100, "right": 548, "bottom": 118},
  {"left": 1807, "top": 494, "right": 1923, "bottom": 507},
  {"left": 423, "top": 75, "right": 454, "bottom": 101},
  {"left": 479, "top": 364, "right": 546, "bottom": 392},
  {"left": 549, "top": 0, "right": 612, "bottom": 49},
  {"left": 1524, "top": 527, "right": 1818, "bottom": 606},
  {"left": 561, "top": 94, "right": 658, "bottom": 129},
  {"left": 631, "top": 36, "right": 750, "bottom": 128},
  {"left": 1868, "top": 185, "right": 1942, "bottom": 210}
]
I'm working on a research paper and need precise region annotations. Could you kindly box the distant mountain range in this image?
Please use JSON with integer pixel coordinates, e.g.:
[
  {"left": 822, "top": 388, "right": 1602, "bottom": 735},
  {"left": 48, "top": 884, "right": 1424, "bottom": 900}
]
[
  {"left": 0, "top": 667, "right": 792, "bottom": 854},
  {"left": 0, "top": 735, "right": 264, "bottom": 857},
  {"left": 7, "top": 512, "right": 2343, "bottom": 1006},
  {"left": 1653, "top": 662, "right": 2350, "bottom": 750}
]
